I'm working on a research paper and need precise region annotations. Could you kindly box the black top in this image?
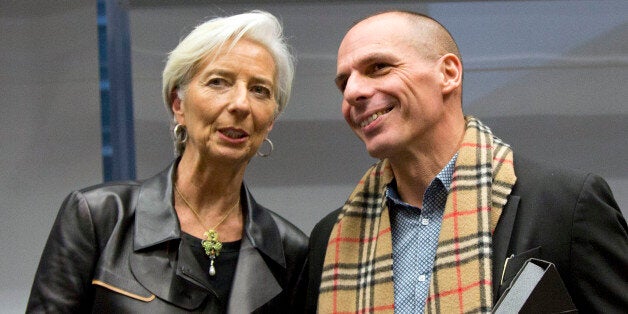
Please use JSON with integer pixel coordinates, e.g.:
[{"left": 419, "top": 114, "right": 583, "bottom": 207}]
[{"left": 181, "top": 232, "right": 241, "bottom": 305}]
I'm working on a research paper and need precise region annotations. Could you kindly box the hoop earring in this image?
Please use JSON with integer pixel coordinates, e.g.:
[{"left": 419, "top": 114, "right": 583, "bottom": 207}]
[
  {"left": 257, "top": 138, "right": 273, "bottom": 157},
  {"left": 173, "top": 123, "right": 187, "bottom": 144}
]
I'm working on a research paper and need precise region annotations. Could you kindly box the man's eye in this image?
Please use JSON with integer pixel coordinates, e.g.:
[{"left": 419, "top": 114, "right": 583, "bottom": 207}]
[
  {"left": 337, "top": 81, "right": 347, "bottom": 93},
  {"left": 373, "top": 63, "right": 390, "bottom": 72},
  {"left": 251, "top": 86, "right": 271, "bottom": 98}
]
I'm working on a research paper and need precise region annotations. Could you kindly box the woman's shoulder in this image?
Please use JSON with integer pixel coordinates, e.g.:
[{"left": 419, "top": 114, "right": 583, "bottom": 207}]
[
  {"left": 265, "top": 209, "right": 308, "bottom": 247},
  {"left": 57, "top": 180, "right": 145, "bottom": 239},
  {"left": 74, "top": 162, "right": 171, "bottom": 203},
  {"left": 244, "top": 187, "right": 308, "bottom": 250},
  {"left": 71, "top": 180, "right": 143, "bottom": 210},
  {"left": 252, "top": 205, "right": 308, "bottom": 259}
]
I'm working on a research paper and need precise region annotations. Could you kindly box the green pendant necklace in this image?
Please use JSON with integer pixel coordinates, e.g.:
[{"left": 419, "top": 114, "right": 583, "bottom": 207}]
[{"left": 175, "top": 184, "right": 239, "bottom": 276}]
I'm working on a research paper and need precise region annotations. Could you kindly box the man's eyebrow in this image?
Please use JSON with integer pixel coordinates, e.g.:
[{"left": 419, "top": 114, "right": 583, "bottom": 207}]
[
  {"left": 360, "top": 52, "right": 393, "bottom": 65},
  {"left": 334, "top": 53, "right": 394, "bottom": 87}
]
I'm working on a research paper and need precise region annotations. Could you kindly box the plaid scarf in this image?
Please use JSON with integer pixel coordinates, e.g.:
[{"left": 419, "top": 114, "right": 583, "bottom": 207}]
[{"left": 318, "top": 116, "right": 516, "bottom": 313}]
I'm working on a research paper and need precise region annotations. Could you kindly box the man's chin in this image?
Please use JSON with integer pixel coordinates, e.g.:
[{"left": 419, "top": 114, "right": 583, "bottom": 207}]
[{"left": 365, "top": 143, "right": 390, "bottom": 160}]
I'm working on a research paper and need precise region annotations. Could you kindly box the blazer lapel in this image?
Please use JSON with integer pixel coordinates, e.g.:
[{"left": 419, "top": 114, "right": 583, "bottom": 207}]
[{"left": 492, "top": 194, "right": 520, "bottom": 300}]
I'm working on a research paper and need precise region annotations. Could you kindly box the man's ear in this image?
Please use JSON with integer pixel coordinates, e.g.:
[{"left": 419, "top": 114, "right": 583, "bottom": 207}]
[
  {"left": 440, "top": 53, "right": 462, "bottom": 94},
  {"left": 171, "top": 89, "right": 185, "bottom": 124}
]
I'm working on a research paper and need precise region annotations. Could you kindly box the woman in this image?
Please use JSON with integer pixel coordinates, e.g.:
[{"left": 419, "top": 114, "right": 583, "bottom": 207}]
[{"left": 27, "top": 11, "right": 308, "bottom": 313}]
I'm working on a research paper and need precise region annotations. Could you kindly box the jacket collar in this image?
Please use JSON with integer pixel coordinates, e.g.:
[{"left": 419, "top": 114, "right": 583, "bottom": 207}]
[
  {"left": 133, "top": 160, "right": 286, "bottom": 267},
  {"left": 133, "top": 162, "right": 180, "bottom": 250},
  {"left": 131, "top": 161, "right": 287, "bottom": 309}
]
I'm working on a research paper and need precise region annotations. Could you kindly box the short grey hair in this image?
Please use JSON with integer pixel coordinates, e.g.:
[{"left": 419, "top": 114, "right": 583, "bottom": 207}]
[{"left": 162, "top": 10, "right": 295, "bottom": 155}]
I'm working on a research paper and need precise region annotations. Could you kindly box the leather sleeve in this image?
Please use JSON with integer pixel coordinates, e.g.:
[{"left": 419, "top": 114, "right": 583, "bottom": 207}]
[
  {"left": 26, "top": 191, "right": 98, "bottom": 313},
  {"left": 568, "top": 174, "right": 628, "bottom": 313}
]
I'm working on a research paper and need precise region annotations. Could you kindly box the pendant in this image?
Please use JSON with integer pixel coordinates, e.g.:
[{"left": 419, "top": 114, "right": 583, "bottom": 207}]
[
  {"left": 202, "top": 229, "right": 222, "bottom": 276},
  {"left": 209, "top": 257, "right": 216, "bottom": 276}
]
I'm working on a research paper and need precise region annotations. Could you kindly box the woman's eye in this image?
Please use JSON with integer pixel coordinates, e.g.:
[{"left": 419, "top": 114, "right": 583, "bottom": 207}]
[
  {"left": 207, "top": 77, "right": 226, "bottom": 87},
  {"left": 251, "top": 86, "right": 271, "bottom": 98}
]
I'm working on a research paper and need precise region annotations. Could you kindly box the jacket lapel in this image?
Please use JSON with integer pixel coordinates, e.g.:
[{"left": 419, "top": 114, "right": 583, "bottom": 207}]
[
  {"left": 129, "top": 162, "right": 210, "bottom": 309},
  {"left": 242, "top": 185, "right": 286, "bottom": 268},
  {"left": 227, "top": 237, "right": 282, "bottom": 313},
  {"left": 226, "top": 186, "right": 286, "bottom": 313},
  {"left": 128, "top": 162, "right": 287, "bottom": 311},
  {"left": 492, "top": 194, "right": 520, "bottom": 300}
]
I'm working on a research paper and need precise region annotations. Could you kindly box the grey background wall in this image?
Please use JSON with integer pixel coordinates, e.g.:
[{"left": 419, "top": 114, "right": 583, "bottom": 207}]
[{"left": 1, "top": 0, "right": 626, "bottom": 312}]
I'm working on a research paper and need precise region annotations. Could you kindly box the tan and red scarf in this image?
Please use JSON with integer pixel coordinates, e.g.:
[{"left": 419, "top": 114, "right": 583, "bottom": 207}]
[{"left": 318, "top": 116, "right": 516, "bottom": 313}]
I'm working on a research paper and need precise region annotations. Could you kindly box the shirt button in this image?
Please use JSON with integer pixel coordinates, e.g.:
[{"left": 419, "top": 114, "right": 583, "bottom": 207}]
[
  {"left": 418, "top": 275, "right": 427, "bottom": 282},
  {"left": 421, "top": 218, "right": 429, "bottom": 225}
]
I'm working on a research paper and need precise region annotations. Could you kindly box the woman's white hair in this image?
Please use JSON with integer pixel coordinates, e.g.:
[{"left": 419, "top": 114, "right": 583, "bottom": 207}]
[{"left": 162, "top": 10, "right": 295, "bottom": 155}]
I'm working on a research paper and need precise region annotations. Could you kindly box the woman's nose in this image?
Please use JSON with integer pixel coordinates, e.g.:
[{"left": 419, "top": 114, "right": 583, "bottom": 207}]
[{"left": 228, "top": 83, "right": 251, "bottom": 114}]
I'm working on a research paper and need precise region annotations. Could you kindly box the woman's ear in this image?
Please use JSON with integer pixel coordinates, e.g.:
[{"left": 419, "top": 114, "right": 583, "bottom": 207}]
[
  {"left": 266, "top": 119, "right": 275, "bottom": 133},
  {"left": 440, "top": 53, "right": 462, "bottom": 94},
  {"left": 171, "top": 89, "right": 185, "bottom": 124}
]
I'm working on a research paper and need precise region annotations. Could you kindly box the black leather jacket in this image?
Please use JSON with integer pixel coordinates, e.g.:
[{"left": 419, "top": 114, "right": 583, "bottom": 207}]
[{"left": 27, "top": 161, "right": 309, "bottom": 313}]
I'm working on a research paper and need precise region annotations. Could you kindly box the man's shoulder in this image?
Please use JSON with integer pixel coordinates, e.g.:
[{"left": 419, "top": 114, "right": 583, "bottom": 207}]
[
  {"left": 508, "top": 154, "right": 617, "bottom": 214},
  {"left": 512, "top": 155, "right": 594, "bottom": 189},
  {"left": 313, "top": 208, "right": 342, "bottom": 232},
  {"left": 309, "top": 208, "right": 342, "bottom": 251}
]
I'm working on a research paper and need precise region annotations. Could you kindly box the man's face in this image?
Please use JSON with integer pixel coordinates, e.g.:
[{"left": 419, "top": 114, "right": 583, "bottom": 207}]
[{"left": 335, "top": 14, "right": 447, "bottom": 159}]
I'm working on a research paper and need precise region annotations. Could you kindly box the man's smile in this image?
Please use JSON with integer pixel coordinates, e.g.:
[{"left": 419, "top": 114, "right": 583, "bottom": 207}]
[{"left": 358, "top": 106, "right": 393, "bottom": 128}]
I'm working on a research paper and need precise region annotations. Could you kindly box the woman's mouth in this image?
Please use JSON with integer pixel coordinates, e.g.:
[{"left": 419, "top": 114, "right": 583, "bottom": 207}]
[
  {"left": 220, "top": 128, "right": 248, "bottom": 139},
  {"left": 359, "top": 107, "right": 393, "bottom": 128}
]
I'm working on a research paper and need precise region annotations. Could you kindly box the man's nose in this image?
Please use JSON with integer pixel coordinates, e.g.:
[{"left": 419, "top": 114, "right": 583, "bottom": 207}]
[{"left": 343, "top": 74, "right": 372, "bottom": 107}]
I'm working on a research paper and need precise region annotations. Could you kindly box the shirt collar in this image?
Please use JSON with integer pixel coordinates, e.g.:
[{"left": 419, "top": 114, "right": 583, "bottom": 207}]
[
  {"left": 437, "top": 152, "right": 457, "bottom": 192},
  {"left": 386, "top": 153, "right": 458, "bottom": 206}
]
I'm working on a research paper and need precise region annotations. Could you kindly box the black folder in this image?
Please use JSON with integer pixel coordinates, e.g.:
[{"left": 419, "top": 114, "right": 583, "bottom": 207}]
[{"left": 493, "top": 258, "right": 577, "bottom": 313}]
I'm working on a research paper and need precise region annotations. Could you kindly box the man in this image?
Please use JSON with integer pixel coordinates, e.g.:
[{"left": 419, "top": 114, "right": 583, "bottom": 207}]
[{"left": 305, "top": 10, "right": 628, "bottom": 313}]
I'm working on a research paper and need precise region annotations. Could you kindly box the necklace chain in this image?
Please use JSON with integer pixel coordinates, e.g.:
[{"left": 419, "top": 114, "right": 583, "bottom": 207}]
[
  {"left": 174, "top": 184, "right": 239, "bottom": 231},
  {"left": 174, "top": 183, "right": 239, "bottom": 276}
]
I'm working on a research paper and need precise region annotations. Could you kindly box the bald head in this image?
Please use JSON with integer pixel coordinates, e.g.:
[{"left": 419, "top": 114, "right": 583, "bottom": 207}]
[{"left": 351, "top": 11, "right": 461, "bottom": 64}]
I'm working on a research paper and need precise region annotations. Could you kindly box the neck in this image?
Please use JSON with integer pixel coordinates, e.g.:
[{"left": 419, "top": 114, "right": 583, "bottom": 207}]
[
  {"left": 389, "top": 114, "right": 465, "bottom": 208},
  {"left": 175, "top": 150, "right": 244, "bottom": 215}
]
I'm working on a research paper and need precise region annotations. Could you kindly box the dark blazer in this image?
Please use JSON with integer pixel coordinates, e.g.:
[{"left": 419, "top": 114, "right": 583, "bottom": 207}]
[
  {"left": 27, "top": 161, "right": 309, "bottom": 313},
  {"left": 305, "top": 157, "right": 628, "bottom": 313}
]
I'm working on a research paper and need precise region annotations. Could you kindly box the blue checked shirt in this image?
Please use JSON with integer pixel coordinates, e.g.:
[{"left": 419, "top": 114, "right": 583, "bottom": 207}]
[{"left": 387, "top": 154, "right": 457, "bottom": 314}]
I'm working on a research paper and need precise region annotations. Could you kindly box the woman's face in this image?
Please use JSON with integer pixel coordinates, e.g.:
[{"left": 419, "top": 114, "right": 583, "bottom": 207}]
[{"left": 173, "top": 39, "right": 277, "bottom": 165}]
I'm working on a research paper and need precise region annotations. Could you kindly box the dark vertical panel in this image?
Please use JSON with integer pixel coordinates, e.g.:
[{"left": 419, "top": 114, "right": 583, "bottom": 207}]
[{"left": 97, "top": 0, "right": 136, "bottom": 181}]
